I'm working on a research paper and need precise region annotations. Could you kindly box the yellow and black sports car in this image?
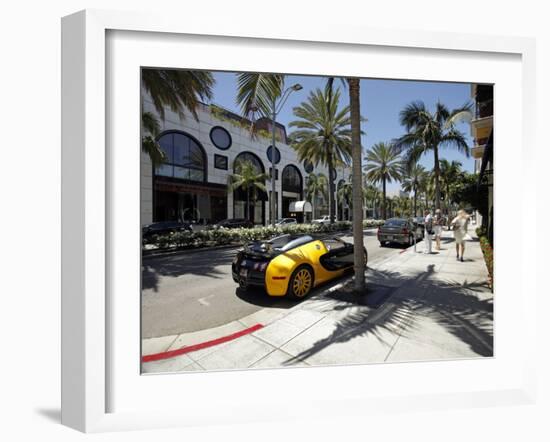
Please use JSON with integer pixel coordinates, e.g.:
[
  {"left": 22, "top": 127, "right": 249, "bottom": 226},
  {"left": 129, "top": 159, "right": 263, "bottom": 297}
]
[{"left": 232, "top": 234, "right": 367, "bottom": 299}]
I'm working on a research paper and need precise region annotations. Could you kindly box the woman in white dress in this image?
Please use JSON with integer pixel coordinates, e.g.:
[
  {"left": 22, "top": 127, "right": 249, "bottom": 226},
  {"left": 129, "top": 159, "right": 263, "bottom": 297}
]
[{"left": 451, "top": 209, "right": 469, "bottom": 262}]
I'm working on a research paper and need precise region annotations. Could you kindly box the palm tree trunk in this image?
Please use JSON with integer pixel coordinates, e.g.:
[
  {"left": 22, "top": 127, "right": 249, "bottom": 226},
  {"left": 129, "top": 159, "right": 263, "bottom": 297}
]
[
  {"left": 433, "top": 146, "right": 441, "bottom": 210},
  {"left": 382, "top": 179, "right": 387, "bottom": 219},
  {"left": 246, "top": 187, "right": 250, "bottom": 221},
  {"left": 413, "top": 184, "right": 417, "bottom": 216},
  {"left": 328, "top": 157, "right": 335, "bottom": 224},
  {"left": 348, "top": 77, "right": 365, "bottom": 291}
]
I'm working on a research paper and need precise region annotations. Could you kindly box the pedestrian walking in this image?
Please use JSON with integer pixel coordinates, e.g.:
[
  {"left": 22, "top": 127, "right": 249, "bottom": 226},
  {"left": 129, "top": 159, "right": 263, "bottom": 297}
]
[
  {"left": 451, "top": 209, "right": 470, "bottom": 262},
  {"left": 433, "top": 209, "right": 444, "bottom": 251},
  {"left": 423, "top": 209, "right": 433, "bottom": 254}
]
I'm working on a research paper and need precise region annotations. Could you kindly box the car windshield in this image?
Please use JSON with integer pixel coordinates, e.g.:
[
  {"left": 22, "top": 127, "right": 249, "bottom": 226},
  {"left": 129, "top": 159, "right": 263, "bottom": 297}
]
[
  {"left": 279, "top": 235, "right": 313, "bottom": 251},
  {"left": 384, "top": 219, "right": 406, "bottom": 227}
]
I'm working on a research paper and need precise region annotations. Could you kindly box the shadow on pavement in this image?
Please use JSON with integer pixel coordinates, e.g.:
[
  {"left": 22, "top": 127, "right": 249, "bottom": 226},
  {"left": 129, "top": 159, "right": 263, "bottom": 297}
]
[
  {"left": 283, "top": 263, "right": 493, "bottom": 366},
  {"left": 142, "top": 247, "right": 238, "bottom": 292}
]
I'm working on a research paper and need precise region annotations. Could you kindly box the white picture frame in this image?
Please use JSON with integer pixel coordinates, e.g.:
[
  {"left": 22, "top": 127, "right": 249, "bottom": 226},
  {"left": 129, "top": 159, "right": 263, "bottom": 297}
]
[{"left": 61, "top": 9, "right": 537, "bottom": 433}]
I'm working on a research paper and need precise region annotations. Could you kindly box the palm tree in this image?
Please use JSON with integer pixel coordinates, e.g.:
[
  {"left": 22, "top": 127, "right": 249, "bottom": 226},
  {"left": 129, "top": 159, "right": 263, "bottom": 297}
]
[
  {"left": 394, "top": 100, "right": 472, "bottom": 210},
  {"left": 289, "top": 87, "right": 352, "bottom": 225},
  {"left": 337, "top": 180, "right": 353, "bottom": 211},
  {"left": 326, "top": 77, "right": 365, "bottom": 290},
  {"left": 235, "top": 73, "right": 284, "bottom": 121},
  {"left": 364, "top": 183, "right": 381, "bottom": 219},
  {"left": 305, "top": 173, "right": 328, "bottom": 221},
  {"left": 364, "top": 143, "right": 403, "bottom": 219},
  {"left": 141, "top": 69, "right": 215, "bottom": 165},
  {"left": 228, "top": 160, "right": 268, "bottom": 222},
  {"left": 401, "top": 163, "right": 428, "bottom": 217},
  {"left": 439, "top": 159, "right": 463, "bottom": 217}
]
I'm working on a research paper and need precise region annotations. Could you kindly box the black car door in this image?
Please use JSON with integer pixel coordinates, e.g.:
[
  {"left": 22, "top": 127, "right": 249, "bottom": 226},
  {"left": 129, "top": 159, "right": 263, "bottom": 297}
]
[{"left": 319, "top": 240, "right": 354, "bottom": 271}]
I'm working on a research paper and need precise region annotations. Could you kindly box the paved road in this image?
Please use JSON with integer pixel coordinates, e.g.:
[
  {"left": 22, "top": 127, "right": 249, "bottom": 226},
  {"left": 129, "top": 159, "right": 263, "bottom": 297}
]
[{"left": 141, "top": 229, "right": 414, "bottom": 338}]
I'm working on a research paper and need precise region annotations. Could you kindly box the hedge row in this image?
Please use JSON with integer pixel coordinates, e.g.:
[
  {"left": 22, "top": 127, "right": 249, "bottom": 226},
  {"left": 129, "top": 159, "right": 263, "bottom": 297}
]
[
  {"left": 479, "top": 235, "right": 494, "bottom": 289},
  {"left": 144, "top": 219, "right": 385, "bottom": 251}
]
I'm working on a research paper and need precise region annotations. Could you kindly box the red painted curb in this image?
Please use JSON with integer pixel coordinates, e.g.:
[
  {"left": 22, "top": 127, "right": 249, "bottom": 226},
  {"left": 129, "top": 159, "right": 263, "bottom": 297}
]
[{"left": 142, "top": 323, "right": 264, "bottom": 363}]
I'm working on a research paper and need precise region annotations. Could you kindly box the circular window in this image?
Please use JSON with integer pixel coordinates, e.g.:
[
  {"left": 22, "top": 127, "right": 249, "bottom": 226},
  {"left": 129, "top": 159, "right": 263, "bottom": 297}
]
[
  {"left": 303, "top": 160, "right": 314, "bottom": 174},
  {"left": 210, "top": 126, "right": 232, "bottom": 150},
  {"left": 266, "top": 145, "right": 281, "bottom": 165}
]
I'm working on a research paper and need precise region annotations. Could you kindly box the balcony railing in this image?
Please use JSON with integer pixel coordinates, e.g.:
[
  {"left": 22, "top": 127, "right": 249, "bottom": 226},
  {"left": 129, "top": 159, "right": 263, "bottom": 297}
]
[{"left": 475, "top": 99, "right": 493, "bottom": 119}]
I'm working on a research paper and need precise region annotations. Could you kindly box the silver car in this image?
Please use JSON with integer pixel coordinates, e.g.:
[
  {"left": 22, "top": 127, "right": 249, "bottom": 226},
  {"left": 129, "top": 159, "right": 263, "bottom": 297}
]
[{"left": 275, "top": 218, "right": 298, "bottom": 226}]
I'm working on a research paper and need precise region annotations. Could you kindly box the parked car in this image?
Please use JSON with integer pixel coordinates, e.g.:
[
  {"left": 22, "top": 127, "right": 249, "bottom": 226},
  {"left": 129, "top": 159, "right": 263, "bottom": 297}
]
[
  {"left": 215, "top": 218, "right": 254, "bottom": 229},
  {"left": 412, "top": 216, "right": 425, "bottom": 229},
  {"left": 232, "top": 234, "right": 367, "bottom": 299},
  {"left": 275, "top": 218, "right": 298, "bottom": 226},
  {"left": 377, "top": 218, "right": 423, "bottom": 247},
  {"left": 142, "top": 221, "right": 192, "bottom": 240},
  {"left": 312, "top": 215, "right": 331, "bottom": 225}
]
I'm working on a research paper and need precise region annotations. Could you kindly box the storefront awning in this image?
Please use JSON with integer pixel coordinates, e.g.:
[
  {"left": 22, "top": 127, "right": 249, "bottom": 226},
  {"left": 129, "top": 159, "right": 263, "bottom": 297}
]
[{"left": 289, "top": 201, "right": 312, "bottom": 213}]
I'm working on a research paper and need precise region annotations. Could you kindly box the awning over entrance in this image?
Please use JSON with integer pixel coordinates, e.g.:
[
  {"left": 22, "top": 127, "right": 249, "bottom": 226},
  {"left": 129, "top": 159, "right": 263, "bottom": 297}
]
[{"left": 289, "top": 201, "right": 312, "bottom": 213}]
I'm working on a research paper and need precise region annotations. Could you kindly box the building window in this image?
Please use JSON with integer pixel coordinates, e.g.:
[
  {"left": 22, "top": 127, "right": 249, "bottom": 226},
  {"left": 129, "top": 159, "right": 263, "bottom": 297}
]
[
  {"left": 214, "top": 154, "right": 228, "bottom": 170},
  {"left": 266, "top": 145, "right": 281, "bottom": 165},
  {"left": 282, "top": 164, "right": 303, "bottom": 194},
  {"left": 234, "top": 151, "right": 265, "bottom": 174},
  {"left": 210, "top": 126, "right": 232, "bottom": 150},
  {"left": 303, "top": 160, "right": 314, "bottom": 174},
  {"left": 156, "top": 131, "right": 206, "bottom": 182}
]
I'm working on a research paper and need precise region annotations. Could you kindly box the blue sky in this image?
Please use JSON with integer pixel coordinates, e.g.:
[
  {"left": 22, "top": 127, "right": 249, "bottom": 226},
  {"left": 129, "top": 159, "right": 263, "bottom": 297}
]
[{"left": 207, "top": 72, "right": 474, "bottom": 193}]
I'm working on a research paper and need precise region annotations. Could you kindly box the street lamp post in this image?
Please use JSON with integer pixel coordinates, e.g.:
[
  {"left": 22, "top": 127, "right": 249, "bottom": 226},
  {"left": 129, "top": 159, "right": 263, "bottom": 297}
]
[{"left": 269, "top": 83, "right": 302, "bottom": 226}]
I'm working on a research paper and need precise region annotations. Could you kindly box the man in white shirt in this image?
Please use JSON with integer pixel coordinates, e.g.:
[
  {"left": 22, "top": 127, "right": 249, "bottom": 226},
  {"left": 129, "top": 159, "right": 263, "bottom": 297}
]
[{"left": 424, "top": 209, "right": 433, "bottom": 254}]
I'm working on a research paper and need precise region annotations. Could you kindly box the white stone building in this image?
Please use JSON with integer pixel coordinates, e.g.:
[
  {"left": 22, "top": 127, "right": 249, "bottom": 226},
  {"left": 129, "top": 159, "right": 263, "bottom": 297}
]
[{"left": 141, "top": 93, "right": 350, "bottom": 226}]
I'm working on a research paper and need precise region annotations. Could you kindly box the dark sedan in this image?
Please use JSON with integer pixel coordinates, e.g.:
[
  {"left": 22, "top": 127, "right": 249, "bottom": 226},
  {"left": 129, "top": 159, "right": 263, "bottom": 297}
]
[
  {"left": 142, "top": 221, "right": 192, "bottom": 241},
  {"left": 377, "top": 218, "right": 423, "bottom": 247},
  {"left": 216, "top": 218, "right": 254, "bottom": 229}
]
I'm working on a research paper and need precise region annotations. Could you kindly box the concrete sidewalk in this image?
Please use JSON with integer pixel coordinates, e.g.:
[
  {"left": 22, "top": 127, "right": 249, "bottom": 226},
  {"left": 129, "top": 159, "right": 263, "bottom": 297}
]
[{"left": 142, "top": 226, "right": 493, "bottom": 374}]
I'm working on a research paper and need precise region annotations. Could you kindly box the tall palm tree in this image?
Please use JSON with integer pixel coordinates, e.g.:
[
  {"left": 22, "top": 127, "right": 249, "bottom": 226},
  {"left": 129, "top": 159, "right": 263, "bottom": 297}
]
[
  {"left": 289, "top": 87, "right": 352, "bottom": 225},
  {"left": 394, "top": 101, "right": 472, "bottom": 210},
  {"left": 347, "top": 77, "right": 365, "bottom": 290},
  {"left": 305, "top": 173, "right": 328, "bottom": 221},
  {"left": 228, "top": 160, "right": 268, "bottom": 222},
  {"left": 439, "top": 159, "right": 463, "bottom": 216},
  {"left": 141, "top": 69, "right": 214, "bottom": 165},
  {"left": 401, "top": 163, "right": 428, "bottom": 217},
  {"left": 364, "top": 143, "right": 403, "bottom": 219},
  {"left": 326, "top": 77, "right": 365, "bottom": 290}
]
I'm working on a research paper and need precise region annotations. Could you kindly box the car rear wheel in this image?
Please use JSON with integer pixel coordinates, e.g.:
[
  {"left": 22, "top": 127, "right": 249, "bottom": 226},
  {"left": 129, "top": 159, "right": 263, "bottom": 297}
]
[
  {"left": 380, "top": 241, "right": 386, "bottom": 247},
  {"left": 287, "top": 266, "right": 314, "bottom": 299}
]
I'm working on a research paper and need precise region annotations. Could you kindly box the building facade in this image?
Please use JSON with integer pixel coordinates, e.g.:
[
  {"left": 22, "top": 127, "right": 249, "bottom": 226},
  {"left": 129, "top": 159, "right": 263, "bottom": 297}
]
[
  {"left": 140, "top": 93, "right": 349, "bottom": 226},
  {"left": 470, "top": 84, "right": 494, "bottom": 232}
]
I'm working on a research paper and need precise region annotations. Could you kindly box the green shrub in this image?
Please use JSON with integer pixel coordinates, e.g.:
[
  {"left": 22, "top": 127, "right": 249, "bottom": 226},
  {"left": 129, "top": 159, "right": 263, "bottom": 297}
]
[
  {"left": 479, "top": 235, "right": 494, "bottom": 289},
  {"left": 475, "top": 226, "right": 487, "bottom": 238},
  {"left": 144, "top": 219, "right": 385, "bottom": 252}
]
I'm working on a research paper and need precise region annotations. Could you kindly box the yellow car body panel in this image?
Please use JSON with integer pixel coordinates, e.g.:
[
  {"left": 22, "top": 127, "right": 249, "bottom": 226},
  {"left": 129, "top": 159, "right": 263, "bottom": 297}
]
[{"left": 264, "top": 239, "right": 347, "bottom": 296}]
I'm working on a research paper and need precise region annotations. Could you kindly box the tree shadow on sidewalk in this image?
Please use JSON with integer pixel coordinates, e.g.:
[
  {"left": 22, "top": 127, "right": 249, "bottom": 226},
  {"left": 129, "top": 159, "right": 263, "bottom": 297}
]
[{"left": 283, "top": 264, "right": 493, "bottom": 366}]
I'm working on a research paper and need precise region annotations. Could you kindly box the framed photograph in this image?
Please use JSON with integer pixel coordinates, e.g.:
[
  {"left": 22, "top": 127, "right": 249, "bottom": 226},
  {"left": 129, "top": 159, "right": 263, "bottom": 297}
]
[{"left": 61, "top": 9, "right": 537, "bottom": 433}]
